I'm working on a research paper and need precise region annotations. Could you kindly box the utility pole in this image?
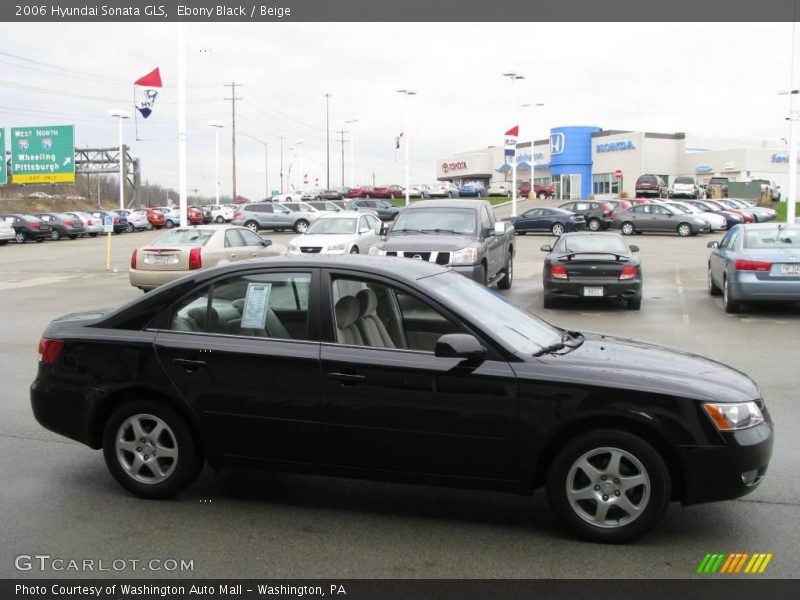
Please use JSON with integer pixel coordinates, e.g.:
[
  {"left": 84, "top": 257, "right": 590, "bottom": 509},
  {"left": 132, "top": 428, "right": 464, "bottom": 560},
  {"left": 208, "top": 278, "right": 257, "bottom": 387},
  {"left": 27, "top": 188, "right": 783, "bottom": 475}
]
[
  {"left": 337, "top": 129, "right": 348, "bottom": 187},
  {"left": 324, "top": 93, "right": 332, "bottom": 188},
  {"left": 225, "top": 82, "right": 243, "bottom": 202},
  {"left": 279, "top": 136, "right": 285, "bottom": 193}
]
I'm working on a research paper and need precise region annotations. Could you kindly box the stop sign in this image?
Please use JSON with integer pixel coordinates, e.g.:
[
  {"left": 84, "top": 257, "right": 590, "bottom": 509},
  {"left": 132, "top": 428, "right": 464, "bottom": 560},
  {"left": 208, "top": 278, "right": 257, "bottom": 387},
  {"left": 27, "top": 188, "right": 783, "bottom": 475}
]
[{"left": 614, "top": 169, "right": 623, "bottom": 180}]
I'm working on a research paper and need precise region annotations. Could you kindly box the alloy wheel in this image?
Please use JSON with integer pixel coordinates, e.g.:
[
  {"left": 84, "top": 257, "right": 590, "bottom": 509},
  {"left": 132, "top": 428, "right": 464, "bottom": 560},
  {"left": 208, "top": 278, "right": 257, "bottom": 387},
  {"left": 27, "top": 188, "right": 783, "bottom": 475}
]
[
  {"left": 115, "top": 413, "right": 178, "bottom": 485},
  {"left": 552, "top": 223, "right": 565, "bottom": 236}
]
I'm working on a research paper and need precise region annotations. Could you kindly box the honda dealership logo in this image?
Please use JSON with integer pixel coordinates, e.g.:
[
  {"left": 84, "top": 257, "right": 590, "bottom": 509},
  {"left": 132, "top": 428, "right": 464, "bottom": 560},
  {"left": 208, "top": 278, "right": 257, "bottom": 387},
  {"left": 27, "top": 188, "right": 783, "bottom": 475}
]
[{"left": 550, "top": 133, "right": 565, "bottom": 155}]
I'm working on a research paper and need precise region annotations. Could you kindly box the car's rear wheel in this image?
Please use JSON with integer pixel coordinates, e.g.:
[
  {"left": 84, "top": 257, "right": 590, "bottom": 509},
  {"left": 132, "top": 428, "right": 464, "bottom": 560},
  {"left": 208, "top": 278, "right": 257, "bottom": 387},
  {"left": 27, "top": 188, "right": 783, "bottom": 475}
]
[
  {"left": 294, "top": 219, "right": 309, "bottom": 234},
  {"left": 15, "top": 232, "right": 26, "bottom": 244},
  {"left": 126, "top": 223, "right": 135, "bottom": 233},
  {"left": 708, "top": 266, "right": 721, "bottom": 296},
  {"left": 215, "top": 216, "right": 224, "bottom": 224},
  {"left": 102, "top": 400, "right": 202, "bottom": 499},
  {"left": 537, "top": 192, "right": 547, "bottom": 200},
  {"left": 551, "top": 223, "right": 565, "bottom": 236},
  {"left": 245, "top": 221, "right": 259, "bottom": 233},
  {"left": 677, "top": 223, "right": 693, "bottom": 237},
  {"left": 165, "top": 220, "right": 174, "bottom": 229},
  {"left": 546, "top": 429, "right": 670, "bottom": 543},
  {"left": 497, "top": 254, "right": 513, "bottom": 289},
  {"left": 50, "top": 230, "right": 61, "bottom": 241},
  {"left": 588, "top": 218, "right": 602, "bottom": 231},
  {"left": 621, "top": 222, "right": 635, "bottom": 236},
  {"left": 723, "top": 276, "right": 740, "bottom": 313}
]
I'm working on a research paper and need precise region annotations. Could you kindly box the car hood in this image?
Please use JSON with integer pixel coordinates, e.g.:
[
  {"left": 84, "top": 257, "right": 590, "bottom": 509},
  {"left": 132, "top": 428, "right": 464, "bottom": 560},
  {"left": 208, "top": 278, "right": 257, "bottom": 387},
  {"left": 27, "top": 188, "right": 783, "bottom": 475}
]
[
  {"left": 291, "top": 233, "right": 357, "bottom": 247},
  {"left": 379, "top": 233, "right": 477, "bottom": 251},
  {"left": 513, "top": 332, "right": 759, "bottom": 403}
]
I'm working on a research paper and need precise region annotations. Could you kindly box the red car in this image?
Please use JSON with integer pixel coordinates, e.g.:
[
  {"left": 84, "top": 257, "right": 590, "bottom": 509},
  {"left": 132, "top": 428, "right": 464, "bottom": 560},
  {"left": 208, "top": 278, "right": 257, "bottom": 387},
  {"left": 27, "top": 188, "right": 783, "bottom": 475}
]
[
  {"left": 347, "top": 186, "right": 372, "bottom": 199},
  {"left": 518, "top": 182, "right": 555, "bottom": 199},
  {"left": 146, "top": 208, "right": 166, "bottom": 229},
  {"left": 370, "top": 185, "right": 404, "bottom": 199},
  {"left": 703, "top": 200, "right": 756, "bottom": 223},
  {"left": 187, "top": 206, "right": 204, "bottom": 225}
]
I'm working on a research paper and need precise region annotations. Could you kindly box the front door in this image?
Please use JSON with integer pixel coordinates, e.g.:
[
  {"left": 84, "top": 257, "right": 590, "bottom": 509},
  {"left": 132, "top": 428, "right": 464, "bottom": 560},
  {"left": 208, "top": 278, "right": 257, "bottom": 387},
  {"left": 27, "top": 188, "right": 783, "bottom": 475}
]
[{"left": 318, "top": 272, "right": 517, "bottom": 480}]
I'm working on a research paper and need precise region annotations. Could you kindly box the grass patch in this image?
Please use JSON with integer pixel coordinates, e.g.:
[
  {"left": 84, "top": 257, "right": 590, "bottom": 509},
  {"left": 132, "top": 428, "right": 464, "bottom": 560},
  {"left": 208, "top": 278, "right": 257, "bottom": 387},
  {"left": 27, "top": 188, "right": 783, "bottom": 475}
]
[{"left": 775, "top": 201, "right": 799, "bottom": 222}]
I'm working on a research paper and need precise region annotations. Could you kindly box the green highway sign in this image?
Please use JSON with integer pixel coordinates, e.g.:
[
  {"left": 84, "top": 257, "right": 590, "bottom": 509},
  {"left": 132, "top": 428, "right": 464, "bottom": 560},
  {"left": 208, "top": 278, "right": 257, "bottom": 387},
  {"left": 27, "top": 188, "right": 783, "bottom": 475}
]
[
  {"left": 0, "top": 128, "right": 6, "bottom": 185},
  {"left": 10, "top": 125, "right": 75, "bottom": 184}
]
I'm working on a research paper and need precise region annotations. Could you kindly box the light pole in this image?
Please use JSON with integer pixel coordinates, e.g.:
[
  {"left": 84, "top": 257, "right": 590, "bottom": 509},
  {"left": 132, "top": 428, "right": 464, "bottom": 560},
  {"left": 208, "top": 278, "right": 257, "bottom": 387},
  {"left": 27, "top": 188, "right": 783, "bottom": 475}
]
[
  {"left": 296, "top": 139, "right": 305, "bottom": 190},
  {"left": 396, "top": 89, "right": 417, "bottom": 206},
  {"left": 288, "top": 147, "right": 295, "bottom": 190},
  {"left": 241, "top": 132, "right": 269, "bottom": 200},
  {"left": 779, "top": 89, "right": 798, "bottom": 224},
  {"left": 521, "top": 102, "right": 545, "bottom": 199},
  {"left": 324, "top": 93, "right": 332, "bottom": 188},
  {"left": 502, "top": 72, "right": 524, "bottom": 216},
  {"left": 345, "top": 119, "right": 359, "bottom": 187},
  {"left": 209, "top": 120, "right": 224, "bottom": 205},
  {"left": 108, "top": 109, "right": 131, "bottom": 210}
]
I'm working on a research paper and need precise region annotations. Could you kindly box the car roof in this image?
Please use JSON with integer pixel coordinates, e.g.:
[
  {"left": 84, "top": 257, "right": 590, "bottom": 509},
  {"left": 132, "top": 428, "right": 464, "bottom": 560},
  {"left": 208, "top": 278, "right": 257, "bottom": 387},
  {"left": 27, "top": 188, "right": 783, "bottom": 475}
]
[
  {"left": 403, "top": 199, "right": 487, "bottom": 210},
  {"left": 316, "top": 210, "right": 362, "bottom": 218},
  {"left": 736, "top": 222, "right": 800, "bottom": 231},
  {"left": 559, "top": 231, "right": 627, "bottom": 238},
  {"left": 162, "top": 224, "right": 224, "bottom": 232}
]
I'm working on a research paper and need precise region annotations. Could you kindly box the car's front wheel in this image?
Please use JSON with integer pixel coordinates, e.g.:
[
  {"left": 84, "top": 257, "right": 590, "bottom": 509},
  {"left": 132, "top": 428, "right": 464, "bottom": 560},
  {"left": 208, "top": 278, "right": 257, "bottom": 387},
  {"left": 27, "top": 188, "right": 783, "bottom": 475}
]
[
  {"left": 708, "top": 266, "right": 721, "bottom": 296},
  {"left": 126, "top": 223, "right": 135, "bottom": 233},
  {"left": 537, "top": 192, "right": 547, "bottom": 200},
  {"left": 216, "top": 216, "right": 224, "bottom": 224},
  {"left": 102, "top": 400, "right": 202, "bottom": 499},
  {"left": 245, "top": 221, "right": 259, "bottom": 233},
  {"left": 546, "top": 429, "right": 670, "bottom": 543},
  {"left": 677, "top": 223, "right": 693, "bottom": 237},
  {"left": 50, "top": 230, "right": 61, "bottom": 241},
  {"left": 551, "top": 223, "right": 565, "bottom": 236},
  {"left": 294, "top": 219, "right": 309, "bottom": 234},
  {"left": 621, "top": 222, "right": 635, "bottom": 236},
  {"left": 588, "top": 218, "right": 602, "bottom": 231},
  {"left": 165, "top": 220, "right": 174, "bottom": 229}
]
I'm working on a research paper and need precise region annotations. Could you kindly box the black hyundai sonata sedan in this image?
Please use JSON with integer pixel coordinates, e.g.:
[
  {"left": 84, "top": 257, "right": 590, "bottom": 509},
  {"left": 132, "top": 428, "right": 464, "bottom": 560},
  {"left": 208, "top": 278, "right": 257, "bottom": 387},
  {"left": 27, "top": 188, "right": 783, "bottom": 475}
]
[{"left": 30, "top": 256, "right": 773, "bottom": 543}]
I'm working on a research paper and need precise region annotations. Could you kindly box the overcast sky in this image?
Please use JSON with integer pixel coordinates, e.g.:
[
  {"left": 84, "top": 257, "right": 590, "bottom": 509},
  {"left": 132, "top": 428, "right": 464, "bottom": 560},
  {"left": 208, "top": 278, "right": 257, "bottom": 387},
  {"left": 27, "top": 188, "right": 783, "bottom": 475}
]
[{"left": 0, "top": 22, "right": 796, "bottom": 199}]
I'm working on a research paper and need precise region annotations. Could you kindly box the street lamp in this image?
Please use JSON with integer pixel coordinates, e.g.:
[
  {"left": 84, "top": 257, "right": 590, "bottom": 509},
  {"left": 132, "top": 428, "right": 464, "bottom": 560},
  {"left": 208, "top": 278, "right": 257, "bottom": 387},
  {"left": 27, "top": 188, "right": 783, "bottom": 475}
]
[
  {"left": 296, "top": 139, "right": 305, "bottom": 190},
  {"left": 521, "top": 102, "right": 545, "bottom": 198},
  {"left": 324, "top": 93, "right": 332, "bottom": 188},
  {"left": 779, "top": 88, "right": 799, "bottom": 224},
  {"left": 208, "top": 120, "right": 224, "bottom": 205},
  {"left": 345, "top": 119, "right": 359, "bottom": 187},
  {"left": 502, "top": 72, "right": 525, "bottom": 216},
  {"left": 108, "top": 109, "right": 131, "bottom": 210},
  {"left": 241, "top": 132, "right": 269, "bottom": 200},
  {"left": 396, "top": 89, "right": 417, "bottom": 206}
]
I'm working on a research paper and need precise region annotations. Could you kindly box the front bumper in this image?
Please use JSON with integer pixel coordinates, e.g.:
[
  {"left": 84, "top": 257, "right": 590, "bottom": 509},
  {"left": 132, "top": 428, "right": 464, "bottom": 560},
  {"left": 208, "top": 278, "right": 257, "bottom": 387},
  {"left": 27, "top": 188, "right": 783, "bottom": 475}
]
[
  {"left": 679, "top": 421, "right": 773, "bottom": 505},
  {"left": 544, "top": 277, "right": 642, "bottom": 300},
  {"left": 451, "top": 263, "right": 485, "bottom": 282}
]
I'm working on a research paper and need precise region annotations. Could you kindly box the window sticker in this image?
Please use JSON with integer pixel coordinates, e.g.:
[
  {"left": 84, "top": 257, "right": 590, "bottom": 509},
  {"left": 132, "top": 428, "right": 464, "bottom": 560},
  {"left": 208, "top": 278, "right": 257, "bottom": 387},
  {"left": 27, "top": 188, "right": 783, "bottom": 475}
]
[{"left": 241, "top": 282, "right": 272, "bottom": 329}]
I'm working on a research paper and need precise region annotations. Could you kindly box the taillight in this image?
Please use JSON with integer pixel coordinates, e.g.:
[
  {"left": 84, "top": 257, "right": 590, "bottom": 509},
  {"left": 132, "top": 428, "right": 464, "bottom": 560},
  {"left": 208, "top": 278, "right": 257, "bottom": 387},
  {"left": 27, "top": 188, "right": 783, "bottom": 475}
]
[
  {"left": 620, "top": 266, "right": 638, "bottom": 280},
  {"left": 189, "top": 247, "right": 202, "bottom": 270},
  {"left": 29, "top": 222, "right": 39, "bottom": 228},
  {"left": 551, "top": 265, "right": 568, "bottom": 279},
  {"left": 64, "top": 220, "right": 73, "bottom": 226},
  {"left": 130, "top": 249, "right": 137, "bottom": 269},
  {"left": 87, "top": 219, "right": 93, "bottom": 226},
  {"left": 113, "top": 216, "right": 119, "bottom": 224},
  {"left": 234, "top": 211, "right": 241, "bottom": 217},
  {"left": 734, "top": 260, "right": 771, "bottom": 272},
  {"left": 38, "top": 338, "right": 64, "bottom": 365}
]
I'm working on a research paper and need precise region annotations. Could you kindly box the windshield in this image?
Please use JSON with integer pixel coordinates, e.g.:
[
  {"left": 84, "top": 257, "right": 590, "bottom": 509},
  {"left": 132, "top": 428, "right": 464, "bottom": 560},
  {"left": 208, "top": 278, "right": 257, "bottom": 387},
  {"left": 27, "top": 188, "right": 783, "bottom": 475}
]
[
  {"left": 558, "top": 235, "right": 628, "bottom": 254},
  {"left": 153, "top": 229, "right": 215, "bottom": 246},
  {"left": 744, "top": 227, "right": 800, "bottom": 249},
  {"left": 392, "top": 208, "right": 476, "bottom": 234},
  {"left": 305, "top": 217, "right": 357, "bottom": 235},
  {"left": 421, "top": 271, "right": 562, "bottom": 355}
]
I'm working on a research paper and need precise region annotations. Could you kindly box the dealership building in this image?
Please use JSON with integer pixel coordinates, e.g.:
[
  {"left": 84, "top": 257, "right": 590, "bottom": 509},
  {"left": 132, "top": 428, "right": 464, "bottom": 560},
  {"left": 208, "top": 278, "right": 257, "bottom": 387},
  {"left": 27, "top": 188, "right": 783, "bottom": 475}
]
[{"left": 436, "top": 125, "right": 793, "bottom": 200}]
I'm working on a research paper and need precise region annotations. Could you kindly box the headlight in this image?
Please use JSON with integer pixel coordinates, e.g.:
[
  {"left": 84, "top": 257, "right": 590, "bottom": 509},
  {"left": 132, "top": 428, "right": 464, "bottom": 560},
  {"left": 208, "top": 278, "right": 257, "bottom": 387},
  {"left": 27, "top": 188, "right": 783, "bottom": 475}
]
[
  {"left": 703, "top": 401, "right": 764, "bottom": 431},
  {"left": 451, "top": 247, "right": 478, "bottom": 265},
  {"left": 288, "top": 244, "right": 300, "bottom": 254},
  {"left": 369, "top": 247, "right": 386, "bottom": 256},
  {"left": 326, "top": 242, "right": 347, "bottom": 252}
]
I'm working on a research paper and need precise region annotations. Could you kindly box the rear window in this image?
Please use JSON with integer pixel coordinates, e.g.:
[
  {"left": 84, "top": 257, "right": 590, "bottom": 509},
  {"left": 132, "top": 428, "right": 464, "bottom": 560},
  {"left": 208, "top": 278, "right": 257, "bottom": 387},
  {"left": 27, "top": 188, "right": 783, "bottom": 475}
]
[
  {"left": 637, "top": 176, "right": 657, "bottom": 184},
  {"left": 744, "top": 227, "right": 800, "bottom": 249},
  {"left": 153, "top": 229, "right": 215, "bottom": 246},
  {"left": 558, "top": 235, "right": 628, "bottom": 254},
  {"left": 674, "top": 177, "right": 695, "bottom": 184}
]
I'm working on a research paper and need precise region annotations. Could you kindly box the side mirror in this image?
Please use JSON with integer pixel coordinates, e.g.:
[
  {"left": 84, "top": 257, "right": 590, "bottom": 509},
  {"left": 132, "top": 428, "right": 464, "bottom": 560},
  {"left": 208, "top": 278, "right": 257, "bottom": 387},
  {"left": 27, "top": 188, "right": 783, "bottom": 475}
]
[
  {"left": 262, "top": 239, "right": 273, "bottom": 247},
  {"left": 629, "top": 245, "right": 639, "bottom": 252},
  {"left": 707, "top": 241, "right": 720, "bottom": 249},
  {"left": 359, "top": 227, "right": 371, "bottom": 234},
  {"left": 434, "top": 333, "right": 486, "bottom": 361},
  {"left": 380, "top": 224, "right": 388, "bottom": 236},
  {"left": 540, "top": 244, "right": 552, "bottom": 252},
  {"left": 494, "top": 222, "right": 505, "bottom": 236}
]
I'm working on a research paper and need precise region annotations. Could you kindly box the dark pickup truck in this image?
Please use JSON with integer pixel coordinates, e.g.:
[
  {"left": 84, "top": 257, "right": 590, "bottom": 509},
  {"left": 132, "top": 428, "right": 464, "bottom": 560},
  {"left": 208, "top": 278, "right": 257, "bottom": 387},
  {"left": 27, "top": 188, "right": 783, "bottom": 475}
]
[{"left": 370, "top": 199, "right": 515, "bottom": 288}]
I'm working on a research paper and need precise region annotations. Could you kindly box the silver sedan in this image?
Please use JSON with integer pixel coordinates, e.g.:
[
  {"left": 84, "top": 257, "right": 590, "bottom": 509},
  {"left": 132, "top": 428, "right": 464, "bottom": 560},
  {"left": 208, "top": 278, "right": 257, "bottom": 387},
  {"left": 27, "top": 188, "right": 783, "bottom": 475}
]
[{"left": 707, "top": 223, "right": 800, "bottom": 313}]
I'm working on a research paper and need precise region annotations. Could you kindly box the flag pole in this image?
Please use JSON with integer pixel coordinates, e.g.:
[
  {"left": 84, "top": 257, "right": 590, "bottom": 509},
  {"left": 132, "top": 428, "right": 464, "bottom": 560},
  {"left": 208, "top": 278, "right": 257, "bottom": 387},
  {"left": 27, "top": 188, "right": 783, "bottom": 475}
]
[{"left": 177, "top": 22, "right": 188, "bottom": 227}]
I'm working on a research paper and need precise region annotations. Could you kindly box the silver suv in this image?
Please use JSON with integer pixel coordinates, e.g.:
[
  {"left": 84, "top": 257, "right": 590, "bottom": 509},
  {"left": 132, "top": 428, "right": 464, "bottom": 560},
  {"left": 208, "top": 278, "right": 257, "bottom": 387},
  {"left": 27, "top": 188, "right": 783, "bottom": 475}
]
[{"left": 232, "top": 203, "right": 317, "bottom": 234}]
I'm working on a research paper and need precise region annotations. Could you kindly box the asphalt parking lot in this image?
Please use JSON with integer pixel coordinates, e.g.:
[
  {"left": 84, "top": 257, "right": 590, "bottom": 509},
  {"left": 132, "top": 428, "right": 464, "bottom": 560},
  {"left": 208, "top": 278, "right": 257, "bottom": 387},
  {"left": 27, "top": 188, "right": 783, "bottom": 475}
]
[{"left": 1, "top": 208, "right": 798, "bottom": 579}]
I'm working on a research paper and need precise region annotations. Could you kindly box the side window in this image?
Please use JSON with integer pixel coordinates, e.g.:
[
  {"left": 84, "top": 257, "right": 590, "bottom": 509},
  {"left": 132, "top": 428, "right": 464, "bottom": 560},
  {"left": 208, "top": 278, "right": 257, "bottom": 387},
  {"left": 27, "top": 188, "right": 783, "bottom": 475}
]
[
  {"left": 239, "top": 229, "right": 264, "bottom": 246},
  {"left": 478, "top": 206, "right": 491, "bottom": 231},
  {"left": 482, "top": 204, "right": 496, "bottom": 226},
  {"left": 224, "top": 230, "right": 246, "bottom": 248},
  {"left": 169, "top": 272, "right": 312, "bottom": 340},
  {"left": 723, "top": 229, "right": 740, "bottom": 251},
  {"left": 331, "top": 277, "right": 463, "bottom": 351}
]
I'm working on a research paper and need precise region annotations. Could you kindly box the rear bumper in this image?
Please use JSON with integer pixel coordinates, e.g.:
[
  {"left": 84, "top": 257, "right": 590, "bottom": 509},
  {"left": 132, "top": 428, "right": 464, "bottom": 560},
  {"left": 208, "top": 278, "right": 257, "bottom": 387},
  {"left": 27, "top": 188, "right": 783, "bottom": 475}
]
[
  {"left": 30, "top": 373, "right": 99, "bottom": 448},
  {"left": 730, "top": 275, "right": 800, "bottom": 302},
  {"left": 129, "top": 268, "right": 186, "bottom": 290},
  {"left": 679, "top": 421, "right": 773, "bottom": 505},
  {"left": 544, "top": 278, "right": 642, "bottom": 300}
]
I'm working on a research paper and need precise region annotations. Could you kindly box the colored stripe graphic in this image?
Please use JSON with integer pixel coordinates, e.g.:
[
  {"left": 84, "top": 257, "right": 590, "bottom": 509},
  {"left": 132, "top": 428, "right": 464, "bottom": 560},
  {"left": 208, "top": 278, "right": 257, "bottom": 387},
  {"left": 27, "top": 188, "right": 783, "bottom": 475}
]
[
  {"left": 720, "top": 554, "right": 736, "bottom": 573},
  {"left": 710, "top": 553, "right": 726, "bottom": 573},
  {"left": 758, "top": 554, "right": 773, "bottom": 573},
  {"left": 734, "top": 553, "right": 749, "bottom": 573},
  {"left": 697, "top": 554, "right": 712, "bottom": 574},
  {"left": 697, "top": 552, "right": 772, "bottom": 574}
]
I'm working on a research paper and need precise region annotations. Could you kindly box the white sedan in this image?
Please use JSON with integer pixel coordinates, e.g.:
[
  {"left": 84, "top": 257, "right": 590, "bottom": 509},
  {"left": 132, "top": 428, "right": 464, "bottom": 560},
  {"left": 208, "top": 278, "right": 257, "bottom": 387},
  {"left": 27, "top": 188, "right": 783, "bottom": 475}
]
[
  {"left": 287, "top": 211, "right": 383, "bottom": 255},
  {"left": 271, "top": 192, "right": 303, "bottom": 202},
  {"left": 115, "top": 209, "right": 150, "bottom": 232},
  {"left": 665, "top": 201, "right": 728, "bottom": 231},
  {"left": 207, "top": 204, "right": 235, "bottom": 223},
  {"left": 487, "top": 182, "right": 512, "bottom": 197}
]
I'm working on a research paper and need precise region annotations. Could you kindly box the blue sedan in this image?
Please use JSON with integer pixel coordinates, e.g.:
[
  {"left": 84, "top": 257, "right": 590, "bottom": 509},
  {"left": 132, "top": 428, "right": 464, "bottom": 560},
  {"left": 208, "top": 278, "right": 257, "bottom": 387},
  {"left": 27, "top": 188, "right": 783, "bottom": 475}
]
[
  {"left": 707, "top": 223, "right": 800, "bottom": 313},
  {"left": 503, "top": 207, "right": 586, "bottom": 236},
  {"left": 457, "top": 183, "right": 487, "bottom": 197}
]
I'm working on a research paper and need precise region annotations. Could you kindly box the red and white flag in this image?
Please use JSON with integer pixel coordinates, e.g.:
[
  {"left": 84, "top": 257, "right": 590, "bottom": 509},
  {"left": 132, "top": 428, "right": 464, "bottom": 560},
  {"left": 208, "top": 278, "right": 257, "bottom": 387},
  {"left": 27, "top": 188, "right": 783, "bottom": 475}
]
[
  {"left": 134, "top": 68, "right": 162, "bottom": 119},
  {"left": 504, "top": 125, "right": 519, "bottom": 160}
]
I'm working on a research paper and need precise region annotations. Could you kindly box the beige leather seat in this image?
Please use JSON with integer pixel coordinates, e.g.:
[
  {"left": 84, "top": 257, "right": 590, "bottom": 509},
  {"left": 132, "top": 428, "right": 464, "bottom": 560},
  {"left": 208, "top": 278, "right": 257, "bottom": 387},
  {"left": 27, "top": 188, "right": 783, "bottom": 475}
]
[
  {"left": 230, "top": 298, "right": 290, "bottom": 339},
  {"left": 334, "top": 296, "right": 363, "bottom": 345},
  {"left": 355, "top": 288, "right": 395, "bottom": 348}
]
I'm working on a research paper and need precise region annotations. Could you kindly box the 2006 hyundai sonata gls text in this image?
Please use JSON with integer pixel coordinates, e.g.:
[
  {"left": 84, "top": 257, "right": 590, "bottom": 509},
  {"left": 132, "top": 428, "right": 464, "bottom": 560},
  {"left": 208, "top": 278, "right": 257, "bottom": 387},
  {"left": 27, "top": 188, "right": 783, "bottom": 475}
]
[{"left": 30, "top": 256, "right": 773, "bottom": 543}]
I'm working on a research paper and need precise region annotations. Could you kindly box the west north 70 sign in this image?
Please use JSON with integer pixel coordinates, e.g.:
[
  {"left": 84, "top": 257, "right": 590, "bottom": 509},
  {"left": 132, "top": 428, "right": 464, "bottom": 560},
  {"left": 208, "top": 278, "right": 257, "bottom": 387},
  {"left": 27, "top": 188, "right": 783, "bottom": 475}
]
[{"left": 10, "top": 125, "right": 75, "bottom": 184}]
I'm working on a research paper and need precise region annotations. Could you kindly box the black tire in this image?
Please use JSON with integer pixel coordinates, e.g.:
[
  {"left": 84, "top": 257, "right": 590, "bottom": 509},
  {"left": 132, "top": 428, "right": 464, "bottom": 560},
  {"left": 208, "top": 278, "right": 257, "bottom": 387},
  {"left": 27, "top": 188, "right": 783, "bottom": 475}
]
[
  {"left": 546, "top": 429, "right": 671, "bottom": 543},
  {"left": 543, "top": 294, "right": 558, "bottom": 309},
  {"left": 477, "top": 263, "right": 487, "bottom": 286},
  {"left": 215, "top": 215, "right": 224, "bottom": 224},
  {"left": 588, "top": 218, "right": 602, "bottom": 231},
  {"left": 89, "top": 232, "right": 98, "bottom": 237},
  {"left": 551, "top": 223, "right": 565, "bottom": 236},
  {"left": 245, "top": 220, "right": 260, "bottom": 233},
  {"left": 723, "top": 276, "right": 740, "bottom": 314},
  {"left": 69, "top": 235, "right": 78, "bottom": 240},
  {"left": 102, "top": 400, "right": 202, "bottom": 499},
  {"left": 126, "top": 223, "right": 135, "bottom": 233},
  {"left": 294, "top": 219, "right": 310, "bottom": 234},
  {"left": 621, "top": 222, "right": 636, "bottom": 236},
  {"left": 350, "top": 246, "right": 359, "bottom": 254},
  {"left": 35, "top": 238, "right": 45, "bottom": 243},
  {"left": 50, "top": 230, "right": 61, "bottom": 241},
  {"left": 15, "top": 231, "right": 26, "bottom": 244},
  {"left": 677, "top": 223, "right": 693, "bottom": 237},
  {"left": 497, "top": 254, "right": 513, "bottom": 290},
  {"left": 708, "top": 266, "right": 721, "bottom": 297},
  {"left": 537, "top": 192, "right": 547, "bottom": 200},
  {"left": 627, "top": 298, "right": 642, "bottom": 310},
  {"left": 165, "top": 220, "right": 174, "bottom": 229}
]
